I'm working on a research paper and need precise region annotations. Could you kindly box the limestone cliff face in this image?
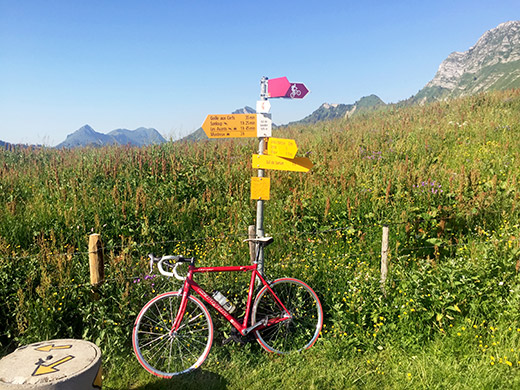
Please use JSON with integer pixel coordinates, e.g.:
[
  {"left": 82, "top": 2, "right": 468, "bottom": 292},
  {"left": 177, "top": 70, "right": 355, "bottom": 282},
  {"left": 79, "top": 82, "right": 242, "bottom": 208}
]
[
  {"left": 426, "top": 51, "right": 467, "bottom": 90},
  {"left": 414, "top": 21, "right": 520, "bottom": 103}
]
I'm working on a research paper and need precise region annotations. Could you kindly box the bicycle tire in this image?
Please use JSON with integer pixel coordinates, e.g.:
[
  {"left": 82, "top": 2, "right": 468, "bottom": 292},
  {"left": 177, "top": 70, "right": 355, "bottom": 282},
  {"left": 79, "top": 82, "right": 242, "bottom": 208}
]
[
  {"left": 132, "top": 291, "right": 213, "bottom": 378},
  {"left": 251, "top": 278, "right": 323, "bottom": 354}
]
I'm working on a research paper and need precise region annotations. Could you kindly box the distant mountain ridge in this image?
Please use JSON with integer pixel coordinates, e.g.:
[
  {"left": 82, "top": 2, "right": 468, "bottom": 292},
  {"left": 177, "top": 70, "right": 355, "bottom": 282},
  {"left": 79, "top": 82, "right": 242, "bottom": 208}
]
[
  {"left": 412, "top": 20, "right": 520, "bottom": 103},
  {"left": 1, "top": 140, "right": 39, "bottom": 150},
  {"left": 182, "top": 106, "right": 257, "bottom": 142},
  {"left": 288, "top": 95, "right": 386, "bottom": 126},
  {"left": 56, "top": 125, "right": 166, "bottom": 148},
  {"left": 181, "top": 95, "right": 387, "bottom": 141}
]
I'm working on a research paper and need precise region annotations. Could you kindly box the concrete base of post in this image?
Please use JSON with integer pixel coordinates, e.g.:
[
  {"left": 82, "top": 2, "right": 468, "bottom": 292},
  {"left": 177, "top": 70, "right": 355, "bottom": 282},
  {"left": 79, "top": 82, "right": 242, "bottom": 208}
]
[{"left": 0, "top": 339, "right": 102, "bottom": 389}]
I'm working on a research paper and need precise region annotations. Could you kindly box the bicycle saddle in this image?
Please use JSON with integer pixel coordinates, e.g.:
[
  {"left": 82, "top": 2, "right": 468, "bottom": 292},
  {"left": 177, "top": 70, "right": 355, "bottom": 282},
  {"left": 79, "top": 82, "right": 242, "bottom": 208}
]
[{"left": 243, "top": 236, "right": 274, "bottom": 246}]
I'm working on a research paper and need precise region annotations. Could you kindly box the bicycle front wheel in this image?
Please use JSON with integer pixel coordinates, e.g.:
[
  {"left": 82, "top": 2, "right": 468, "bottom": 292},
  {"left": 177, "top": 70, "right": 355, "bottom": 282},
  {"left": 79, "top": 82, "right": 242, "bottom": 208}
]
[
  {"left": 132, "top": 291, "right": 213, "bottom": 378},
  {"left": 252, "top": 278, "right": 323, "bottom": 354}
]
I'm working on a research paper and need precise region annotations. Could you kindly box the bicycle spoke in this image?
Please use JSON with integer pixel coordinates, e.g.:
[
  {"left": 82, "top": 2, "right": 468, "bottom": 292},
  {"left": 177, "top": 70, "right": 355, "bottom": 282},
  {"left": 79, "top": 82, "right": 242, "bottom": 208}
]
[
  {"left": 139, "top": 333, "right": 168, "bottom": 349},
  {"left": 142, "top": 312, "right": 169, "bottom": 331},
  {"left": 168, "top": 336, "right": 174, "bottom": 373},
  {"left": 138, "top": 329, "right": 167, "bottom": 337},
  {"left": 145, "top": 336, "right": 171, "bottom": 365},
  {"left": 152, "top": 301, "right": 170, "bottom": 330},
  {"left": 177, "top": 312, "right": 204, "bottom": 331}
]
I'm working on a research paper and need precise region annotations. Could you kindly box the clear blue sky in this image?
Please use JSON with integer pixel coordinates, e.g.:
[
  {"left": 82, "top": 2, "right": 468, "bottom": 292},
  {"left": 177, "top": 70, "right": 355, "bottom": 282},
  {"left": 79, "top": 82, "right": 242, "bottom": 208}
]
[{"left": 1, "top": 0, "right": 519, "bottom": 146}]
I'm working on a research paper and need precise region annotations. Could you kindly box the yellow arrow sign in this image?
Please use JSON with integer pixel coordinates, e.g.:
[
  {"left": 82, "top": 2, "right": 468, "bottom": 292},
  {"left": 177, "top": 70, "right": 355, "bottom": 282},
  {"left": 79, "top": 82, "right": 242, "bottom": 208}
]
[
  {"left": 267, "top": 138, "right": 298, "bottom": 159},
  {"left": 35, "top": 344, "right": 72, "bottom": 352},
  {"left": 252, "top": 154, "right": 313, "bottom": 172},
  {"left": 32, "top": 355, "right": 75, "bottom": 376},
  {"left": 202, "top": 114, "right": 257, "bottom": 138}
]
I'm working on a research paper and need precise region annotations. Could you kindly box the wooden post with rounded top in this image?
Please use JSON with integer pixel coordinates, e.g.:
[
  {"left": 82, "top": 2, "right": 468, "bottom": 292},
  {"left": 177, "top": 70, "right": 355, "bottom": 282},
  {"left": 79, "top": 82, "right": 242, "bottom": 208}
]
[
  {"left": 89, "top": 234, "right": 105, "bottom": 287},
  {"left": 248, "top": 225, "right": 257, "bottom": 264}
]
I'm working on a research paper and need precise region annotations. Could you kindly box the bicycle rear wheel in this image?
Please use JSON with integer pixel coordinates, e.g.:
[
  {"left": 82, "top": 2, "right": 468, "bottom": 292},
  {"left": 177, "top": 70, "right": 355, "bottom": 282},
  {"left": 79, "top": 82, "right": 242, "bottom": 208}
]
[
  {"left": 252, "top": 278, "right": 323, "bottom": 354},
  {"left": 132, "top": 291, "right": 213, "bottom": 378}
]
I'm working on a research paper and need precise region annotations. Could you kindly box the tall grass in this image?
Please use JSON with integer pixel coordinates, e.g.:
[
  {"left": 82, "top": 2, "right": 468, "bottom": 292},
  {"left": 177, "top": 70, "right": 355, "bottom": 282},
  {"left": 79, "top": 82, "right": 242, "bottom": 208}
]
[{"left": 1, "top": 89, "right": 520, "bottom": 387}]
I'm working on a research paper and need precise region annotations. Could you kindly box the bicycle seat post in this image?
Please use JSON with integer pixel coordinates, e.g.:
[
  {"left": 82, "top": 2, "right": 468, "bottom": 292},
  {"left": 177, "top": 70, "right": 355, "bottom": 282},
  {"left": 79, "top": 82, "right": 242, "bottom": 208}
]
[
  {"left": 244, "top": 237, "right": 274, "bottom": 276},
  {"left": 254, "top": 242, "right": 262, "bottom": 264}
]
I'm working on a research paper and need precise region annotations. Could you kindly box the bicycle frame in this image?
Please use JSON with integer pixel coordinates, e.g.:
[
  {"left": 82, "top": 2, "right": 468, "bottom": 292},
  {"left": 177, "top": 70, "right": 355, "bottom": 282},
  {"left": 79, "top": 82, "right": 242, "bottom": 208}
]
[{"left": 171, "top": 263, "right": 291, "bottom": 337}]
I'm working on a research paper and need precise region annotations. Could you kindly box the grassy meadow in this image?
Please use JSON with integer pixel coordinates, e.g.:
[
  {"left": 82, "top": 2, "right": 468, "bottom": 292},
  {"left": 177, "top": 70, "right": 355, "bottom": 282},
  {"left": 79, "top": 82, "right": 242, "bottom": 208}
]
[{"left": 1, "top": 89, "right": 520, "bottom": 388}]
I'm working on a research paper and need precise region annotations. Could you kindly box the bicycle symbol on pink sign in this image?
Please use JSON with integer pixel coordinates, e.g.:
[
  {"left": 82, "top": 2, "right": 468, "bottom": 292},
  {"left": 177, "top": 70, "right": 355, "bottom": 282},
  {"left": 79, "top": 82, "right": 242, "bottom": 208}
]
[
  {"left": 289, "top": 84, "right": 302, "bottom": 99},
  {"left": 286, "top": 83, "right": 309, "bottom": 99}
]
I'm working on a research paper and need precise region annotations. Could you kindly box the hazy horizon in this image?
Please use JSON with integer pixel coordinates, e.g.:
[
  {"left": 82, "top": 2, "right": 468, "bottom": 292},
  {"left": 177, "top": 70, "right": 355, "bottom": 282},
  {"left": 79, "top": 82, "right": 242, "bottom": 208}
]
[{"left": 1, "top": 0, "right": 519, "bottom": 146}]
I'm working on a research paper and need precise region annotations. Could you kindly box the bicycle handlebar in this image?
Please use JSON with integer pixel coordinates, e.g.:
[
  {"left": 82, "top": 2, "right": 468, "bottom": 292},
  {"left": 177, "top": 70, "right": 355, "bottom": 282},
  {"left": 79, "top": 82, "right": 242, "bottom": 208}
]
[{"left": 148, "top": 254, "right": 191, "bottom": 281}]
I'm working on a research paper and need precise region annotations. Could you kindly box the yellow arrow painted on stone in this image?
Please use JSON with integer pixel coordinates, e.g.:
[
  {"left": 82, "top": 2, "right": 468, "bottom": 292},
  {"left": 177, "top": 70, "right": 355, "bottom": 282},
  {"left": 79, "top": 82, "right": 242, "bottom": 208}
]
[
  {"left": 35, "top": 344, "right": 73, "bottom": 352},
  {"left": 33, "top": 355, "right": 75, "bottom": 376}
]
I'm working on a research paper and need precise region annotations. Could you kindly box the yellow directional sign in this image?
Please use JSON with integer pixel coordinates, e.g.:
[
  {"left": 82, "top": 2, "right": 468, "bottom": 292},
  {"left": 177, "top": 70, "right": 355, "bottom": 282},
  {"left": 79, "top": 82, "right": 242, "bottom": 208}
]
[
  {"left": 32, "top": 355, "right": 75, "bottom": 376},
  {"left": 251, "top": 177, "right": 270, "bottom": 200},
  {"left": 202, "top": 114, "right": 257, "bottom": 138},
  {"left": 267, "top": 138, "right": 298, "bottom": 159},
  {"left": 35, "top": 344, "right": 72, "bottom": 352},
  {"left": 252, "top": 154, "right": 313, "bottom": 172}
]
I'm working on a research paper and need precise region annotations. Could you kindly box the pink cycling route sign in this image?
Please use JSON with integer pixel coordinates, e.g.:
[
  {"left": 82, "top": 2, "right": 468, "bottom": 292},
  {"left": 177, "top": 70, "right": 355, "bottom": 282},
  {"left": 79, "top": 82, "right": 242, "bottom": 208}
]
[
  {"left": 267, "top": 77, "right": 291, "bottom": 98},
  {"left": 267, "top": 77, "right": 309, "bottom": 99}
]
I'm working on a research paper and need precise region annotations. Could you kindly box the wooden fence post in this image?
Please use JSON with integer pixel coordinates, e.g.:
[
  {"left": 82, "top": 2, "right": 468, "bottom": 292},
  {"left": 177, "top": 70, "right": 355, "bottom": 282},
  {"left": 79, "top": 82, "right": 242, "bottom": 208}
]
[
  {"left": 380, "top": 225, "right": 389, "bottom": 296},
  {"left": 248, "top": 225, "right": 256, "bottom": 264},
  {"left": 89, "top": 233, "right": 105, "bottom": 286}
]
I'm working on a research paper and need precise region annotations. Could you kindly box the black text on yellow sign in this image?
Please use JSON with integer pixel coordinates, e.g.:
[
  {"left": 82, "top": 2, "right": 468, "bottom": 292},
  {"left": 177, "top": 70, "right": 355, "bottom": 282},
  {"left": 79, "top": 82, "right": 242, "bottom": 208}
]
[
  {"left": 252, "top": 154, "right": 313, "bottom": 172},
  {"left": 250, "top": 177, "right": 270, "bottom": 200},
  {"left": 202, "top": 113, "right": 272, "bottom": 138},
  {"left": 266, "top": 137, "right": 298, "bottom": 159},
  {"left": 202, "top": 114, "right": 257, "bottom": 138}
]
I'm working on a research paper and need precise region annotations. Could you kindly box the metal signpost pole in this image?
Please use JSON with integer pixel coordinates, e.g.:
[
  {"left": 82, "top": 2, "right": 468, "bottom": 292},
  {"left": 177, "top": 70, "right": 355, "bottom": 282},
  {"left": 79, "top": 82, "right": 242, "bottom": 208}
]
[
  {"left": 255, "top": 76, "right": 268, "bottom": 276},
  {"left": 202, "top": 76, "right": 308, "bottom": 279}
]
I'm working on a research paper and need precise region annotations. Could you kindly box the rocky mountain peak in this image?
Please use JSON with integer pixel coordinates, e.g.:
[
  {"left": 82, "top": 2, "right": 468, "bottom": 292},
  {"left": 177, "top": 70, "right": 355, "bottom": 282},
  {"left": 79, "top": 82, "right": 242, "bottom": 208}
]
[
  {"left": 232, "top": 106, "right": 256, "bottom": 115},
  {"left": 427, "top": 21, "right": 520, "bottom": 89},
  {"left": 321, "top": 103, "right": 340, "bottom": 109},
  {"left": 77, "top": 124, "right": 96, "bottom": 134},
  {"left": 413, "top": 21, "right": 520, "bottom": 103}
]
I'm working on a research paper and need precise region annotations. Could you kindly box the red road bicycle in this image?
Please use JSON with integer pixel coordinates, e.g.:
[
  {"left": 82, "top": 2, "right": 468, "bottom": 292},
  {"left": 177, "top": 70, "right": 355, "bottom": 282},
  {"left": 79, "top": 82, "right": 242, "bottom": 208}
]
[{"left": 132, "top": 237, "right": 323, "bottom": 378}]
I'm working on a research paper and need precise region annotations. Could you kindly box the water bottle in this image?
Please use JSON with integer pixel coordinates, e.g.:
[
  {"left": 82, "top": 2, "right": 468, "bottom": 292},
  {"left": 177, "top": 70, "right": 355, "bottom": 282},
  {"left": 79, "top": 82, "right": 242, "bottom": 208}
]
[{"left": 212, "top": 291, "right": 236, "bottom": 313}]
